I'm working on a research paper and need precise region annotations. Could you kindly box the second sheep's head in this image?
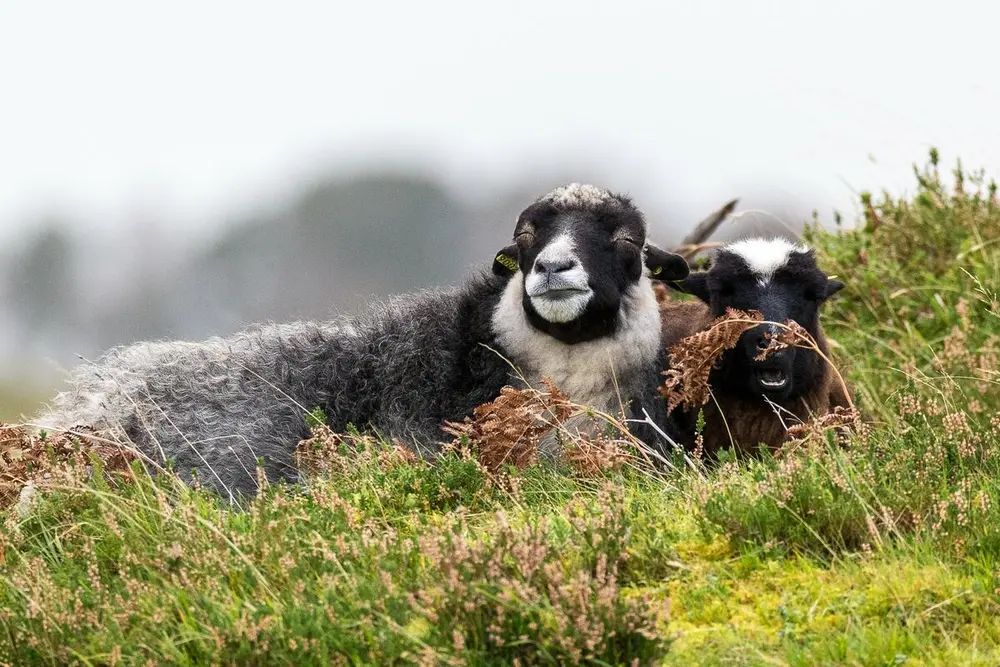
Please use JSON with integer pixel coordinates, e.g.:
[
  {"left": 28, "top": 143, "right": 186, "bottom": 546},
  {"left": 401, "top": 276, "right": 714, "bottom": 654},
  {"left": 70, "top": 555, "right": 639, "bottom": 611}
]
[{"left": 671, "top": 237, "right": 845, "bottom": 400}]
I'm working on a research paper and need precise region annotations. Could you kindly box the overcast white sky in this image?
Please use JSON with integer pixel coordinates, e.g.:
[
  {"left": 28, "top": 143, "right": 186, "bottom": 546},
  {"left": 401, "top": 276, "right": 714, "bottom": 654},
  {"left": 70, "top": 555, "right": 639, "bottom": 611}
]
[{"left": 2, "top": 0, "right": 999, "bottom": 243}]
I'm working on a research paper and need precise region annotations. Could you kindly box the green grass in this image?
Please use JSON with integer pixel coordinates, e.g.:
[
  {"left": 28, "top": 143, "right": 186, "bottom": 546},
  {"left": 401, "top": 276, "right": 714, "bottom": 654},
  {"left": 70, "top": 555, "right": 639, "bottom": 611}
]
[{"left": 3, "top": 150, "right": 1000, "bottom": 665}]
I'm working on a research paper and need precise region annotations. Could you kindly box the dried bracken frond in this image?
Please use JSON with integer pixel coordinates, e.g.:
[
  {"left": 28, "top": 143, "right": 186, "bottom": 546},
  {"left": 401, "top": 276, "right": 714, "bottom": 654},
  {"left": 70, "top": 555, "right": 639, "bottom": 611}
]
[
  {"left": 660, "top": 308, "right": 764, "bottom": 413},
  {"left": 0, "top": 423, "right": 136, "bottom": 510},
  {"left": 441, "top": 378, "right": 575, "bottom": 474},
  {"left": 755, "top": 320, "right": 812, "bottom": 361}
]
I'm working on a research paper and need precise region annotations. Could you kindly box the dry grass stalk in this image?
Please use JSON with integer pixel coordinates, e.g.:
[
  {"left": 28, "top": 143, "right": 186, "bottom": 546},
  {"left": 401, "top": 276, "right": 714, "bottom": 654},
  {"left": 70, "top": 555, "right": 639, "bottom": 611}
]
[
  {"left": 562, "top": 436, "right": 630, "bottom": 476},
  {"left": 378, "top": 441, "right": 421, "bottom": 470},
  {"left": 295, "top": 424, "right": 392, "bottom": 477},
  {"left": 784, "top": 405, "right": 864, "bottom": 450},
  {"left": 295, "top": 424, "right": 348, "bottom": 477}
]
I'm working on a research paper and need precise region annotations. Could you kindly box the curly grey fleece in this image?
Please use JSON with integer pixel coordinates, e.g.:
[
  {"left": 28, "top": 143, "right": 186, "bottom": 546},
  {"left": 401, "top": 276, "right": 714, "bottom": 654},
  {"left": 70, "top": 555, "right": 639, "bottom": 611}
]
[
  {"left": 35, "top": 185, "right": 680, "bottom": 501},
  {"left": 36, "top": 275, "right": 673, "bottom": 501}
]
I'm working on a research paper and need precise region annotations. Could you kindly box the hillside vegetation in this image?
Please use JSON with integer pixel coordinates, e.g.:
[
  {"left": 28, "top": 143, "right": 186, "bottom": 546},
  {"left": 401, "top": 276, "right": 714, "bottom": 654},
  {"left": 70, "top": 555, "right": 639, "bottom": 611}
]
[{"left": 2, "top": 151, "right": 999, "bottom": 665}]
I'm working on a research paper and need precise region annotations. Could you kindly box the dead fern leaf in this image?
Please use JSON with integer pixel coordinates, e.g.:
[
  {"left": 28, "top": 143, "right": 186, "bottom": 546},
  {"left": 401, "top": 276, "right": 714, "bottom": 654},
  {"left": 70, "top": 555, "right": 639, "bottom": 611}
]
[
  {"left": 441, "top": 378, "right": 574, "bottom": 475},
  {"left": 755, "top": 320, "right": 811, "bottom": 362},
  {"left": 660, "top": 308, "right": 763, "bottom": 413},
  {"left": 0, "top": 423, "right": 136, "bottom": 510}
]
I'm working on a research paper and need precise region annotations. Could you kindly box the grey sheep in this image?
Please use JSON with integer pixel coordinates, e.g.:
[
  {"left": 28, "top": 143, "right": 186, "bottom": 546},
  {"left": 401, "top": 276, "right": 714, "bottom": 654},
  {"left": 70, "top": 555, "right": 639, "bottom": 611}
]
[{"left": 35, "top": 184, "right": 690, "bottom": 501}]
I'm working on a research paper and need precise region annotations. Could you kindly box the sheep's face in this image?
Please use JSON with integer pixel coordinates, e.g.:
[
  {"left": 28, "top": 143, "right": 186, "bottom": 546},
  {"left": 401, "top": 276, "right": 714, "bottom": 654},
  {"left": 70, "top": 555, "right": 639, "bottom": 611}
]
[
  {"left": 497, "top": 184, "right": 688, "bottom": 344},
  {"left": 680, "top": 238, "right": 844, "bottom": 400}
]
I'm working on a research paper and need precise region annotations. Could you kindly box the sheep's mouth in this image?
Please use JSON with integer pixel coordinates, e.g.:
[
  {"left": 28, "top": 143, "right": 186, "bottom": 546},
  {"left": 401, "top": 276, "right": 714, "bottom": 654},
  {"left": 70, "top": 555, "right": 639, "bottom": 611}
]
[
  {"left": 527, "top": 287, "right": 594, "bottom": 324},
  {"left": 755, "top": 368, "right": 789, "bottom": 390},
  {"left": 531, "top": 287, "right": 590, "bottom": 300},
  {"left": 525, "top": 274, "right": 592, "bottom": 299}
]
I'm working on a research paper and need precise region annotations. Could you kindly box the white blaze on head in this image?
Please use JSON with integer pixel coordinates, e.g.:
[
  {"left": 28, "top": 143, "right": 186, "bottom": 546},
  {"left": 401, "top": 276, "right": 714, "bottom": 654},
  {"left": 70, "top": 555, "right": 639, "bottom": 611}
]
[
  {"left": 524, "top": 232, "right": 593, "bottom": 323},
  {"left": 724, "top": 237, "right": 810, "bottom": 285}
]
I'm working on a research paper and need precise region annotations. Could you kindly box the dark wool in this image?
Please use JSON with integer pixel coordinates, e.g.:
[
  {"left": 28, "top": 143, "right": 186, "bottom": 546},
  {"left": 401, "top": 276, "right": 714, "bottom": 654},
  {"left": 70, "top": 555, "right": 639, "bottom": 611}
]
[
  {"left": 659, "top": 298, "right": 850, "bottom": 455},
  {"left": 660, "top": 238, "right": 850, "bottom": 455}
]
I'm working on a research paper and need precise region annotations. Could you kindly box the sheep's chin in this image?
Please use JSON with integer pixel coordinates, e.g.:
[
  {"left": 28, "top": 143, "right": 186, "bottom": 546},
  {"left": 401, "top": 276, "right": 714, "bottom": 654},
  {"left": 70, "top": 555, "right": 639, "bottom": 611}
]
[{"left": 529, "top": 290, "right": 593, "bottom": 323}]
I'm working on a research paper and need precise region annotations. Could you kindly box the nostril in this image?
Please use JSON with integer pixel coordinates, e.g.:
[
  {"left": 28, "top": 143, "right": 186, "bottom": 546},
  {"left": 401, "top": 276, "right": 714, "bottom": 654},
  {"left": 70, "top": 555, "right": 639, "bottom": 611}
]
[
  {"left": 757, "top": 337, "right": 771, "bottom": 351},
  {"left": 536, "top": 258, "right": 576, "bottom": 274}
]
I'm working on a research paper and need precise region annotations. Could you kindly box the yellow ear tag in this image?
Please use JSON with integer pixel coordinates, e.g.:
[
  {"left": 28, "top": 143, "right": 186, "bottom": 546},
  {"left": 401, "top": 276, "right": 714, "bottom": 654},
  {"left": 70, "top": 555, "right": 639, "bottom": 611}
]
[
  {"left": 496, "top": 253, "right": 518, "bottom": 272},
  {"left": 651, "top": 266, "right": 663, "bottom": 276}
]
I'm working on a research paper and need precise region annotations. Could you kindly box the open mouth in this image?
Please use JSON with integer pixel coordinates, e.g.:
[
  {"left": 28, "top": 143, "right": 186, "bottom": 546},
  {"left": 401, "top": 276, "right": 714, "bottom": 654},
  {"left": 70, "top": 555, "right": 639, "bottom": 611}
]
[{"left": 756, "top": 368, "right": 789, "bottom": 390}]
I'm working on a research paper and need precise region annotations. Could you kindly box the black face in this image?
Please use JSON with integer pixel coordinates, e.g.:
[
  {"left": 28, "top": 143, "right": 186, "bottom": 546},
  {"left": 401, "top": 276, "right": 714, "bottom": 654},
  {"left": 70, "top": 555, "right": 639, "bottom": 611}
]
[
  {"left": 678, "top": 248, "right": 844, "bottom": 400},
  {"left": 491, "top": 193, "right": 688, "bottom": 345}
]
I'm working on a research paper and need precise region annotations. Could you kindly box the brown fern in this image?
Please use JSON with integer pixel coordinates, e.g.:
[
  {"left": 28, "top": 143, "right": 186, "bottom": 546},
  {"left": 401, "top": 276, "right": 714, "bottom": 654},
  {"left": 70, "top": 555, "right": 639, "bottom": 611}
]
[
  {"left": 660, "top": 308, "right": 764, "bottom": 413},
  {"left": 0, "top": 423, "right": 136, "bottom": 510},
  {"left": 441, "top": 378, "right": 573, "bottom": 474}
]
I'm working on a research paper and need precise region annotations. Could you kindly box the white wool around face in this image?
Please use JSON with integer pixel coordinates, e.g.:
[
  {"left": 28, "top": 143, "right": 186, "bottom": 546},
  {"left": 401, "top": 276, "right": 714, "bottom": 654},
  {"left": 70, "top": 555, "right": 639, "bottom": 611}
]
[
  {"left": 723, "top": 237, "right": 810, "bottom": 285},
  {"left": 490, "top": 272, "right": 662, "bottom": 413},
  {"left": 523, "top": 233, "right": 593, "bottom": 323}
]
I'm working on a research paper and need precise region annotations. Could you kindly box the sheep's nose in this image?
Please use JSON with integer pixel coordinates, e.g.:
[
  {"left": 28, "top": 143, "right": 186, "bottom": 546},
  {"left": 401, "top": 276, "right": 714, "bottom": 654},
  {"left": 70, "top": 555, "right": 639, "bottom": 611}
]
[
  {"left": 534, "top": 258, "right": 577, "bottom": 274},
  {"left": 746, "top": 326, "right": 775, "bottom": 352},
  {"left": 748, "top": 324, "right": 787, "bottom": 358}
]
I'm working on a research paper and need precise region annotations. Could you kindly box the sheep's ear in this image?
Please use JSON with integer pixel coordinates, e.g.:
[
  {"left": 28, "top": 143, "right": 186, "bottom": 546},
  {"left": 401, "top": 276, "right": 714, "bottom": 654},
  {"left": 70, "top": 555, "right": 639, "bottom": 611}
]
[
  {"left": 492, "top": 244, "right": 520, "bottom": 277},
  {"left": 645, "top": 244, "right": 690, "bottom": 282},
  {"left": 824, "top": 278, "right": 846, "bottom": 301},
  {"left": 669, "top": 272, "right": 712, "bottom": 304}
]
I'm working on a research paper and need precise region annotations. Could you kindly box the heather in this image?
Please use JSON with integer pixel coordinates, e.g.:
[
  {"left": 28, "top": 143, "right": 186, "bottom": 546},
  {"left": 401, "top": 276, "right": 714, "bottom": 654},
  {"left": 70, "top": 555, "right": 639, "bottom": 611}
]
[{"left": 3, "top": 150, "right": 1000, "bottom": 665}]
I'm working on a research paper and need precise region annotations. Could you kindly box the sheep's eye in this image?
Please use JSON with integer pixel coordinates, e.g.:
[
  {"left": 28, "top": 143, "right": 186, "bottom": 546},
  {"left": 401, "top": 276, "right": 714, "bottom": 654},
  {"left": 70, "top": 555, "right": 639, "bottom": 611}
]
[
  {"left": 617, "top": 237, "right": 641, "bottom": 247},
  {"left": 515, "top": 231, "right": 535, "bottom": 245}
]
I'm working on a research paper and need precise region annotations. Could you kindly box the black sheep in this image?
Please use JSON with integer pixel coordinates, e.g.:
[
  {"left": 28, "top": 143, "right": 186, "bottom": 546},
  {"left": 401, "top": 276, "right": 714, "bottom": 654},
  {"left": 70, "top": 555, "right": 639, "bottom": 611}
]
[{"left": 659, "top": 237, "right": 851, "bottom": 455}]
